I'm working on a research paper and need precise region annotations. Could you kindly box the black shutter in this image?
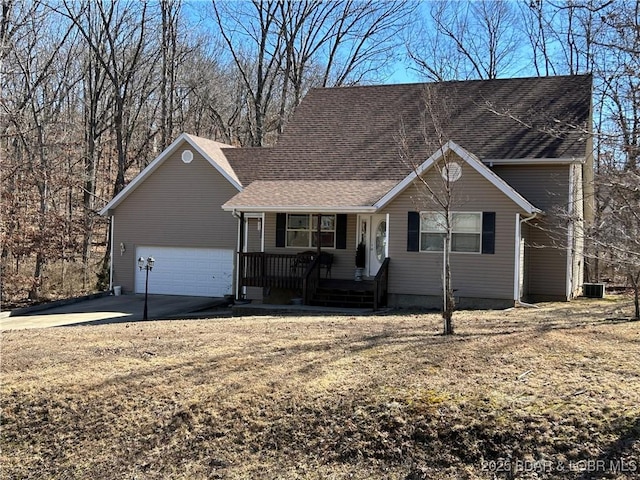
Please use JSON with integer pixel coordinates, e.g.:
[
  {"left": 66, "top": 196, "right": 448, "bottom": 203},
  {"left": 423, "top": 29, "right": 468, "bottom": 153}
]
[
  {"left": 482, "top": 212, "right": 495, "bottom": 254},
  {"left": 335, "top": 214, "right": 347, "bottom": 249},
  {"left": 276, "top": 213, "right": 286, "bottom": 247},
  {"left": 407, "top": 211, "right": 420, "bottom": 252}
]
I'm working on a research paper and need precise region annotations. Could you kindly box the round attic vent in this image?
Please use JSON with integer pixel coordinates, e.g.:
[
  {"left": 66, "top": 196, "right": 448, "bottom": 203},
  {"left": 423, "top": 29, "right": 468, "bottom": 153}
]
[
  {"left": 441, "top": 161, "right": 462, "bottom": 182},
  {"left": 181, "top": 150, "right": 193, "bottom": 163}
]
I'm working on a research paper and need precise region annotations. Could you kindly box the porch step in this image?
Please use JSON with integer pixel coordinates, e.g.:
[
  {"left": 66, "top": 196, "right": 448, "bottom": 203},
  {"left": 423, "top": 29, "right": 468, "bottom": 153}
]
[{"left": 310, "top": 287, "right": 375, "bottom": 309}]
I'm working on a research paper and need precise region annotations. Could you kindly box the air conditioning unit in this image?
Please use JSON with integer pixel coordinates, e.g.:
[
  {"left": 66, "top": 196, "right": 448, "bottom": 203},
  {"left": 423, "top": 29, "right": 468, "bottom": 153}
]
[{"left": 583, "top": 283, "right": 605, "bottom": 298}]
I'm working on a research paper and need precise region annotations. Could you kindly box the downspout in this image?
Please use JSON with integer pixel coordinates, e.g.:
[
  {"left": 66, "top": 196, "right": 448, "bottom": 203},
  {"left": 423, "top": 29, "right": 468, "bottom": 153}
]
[
  {"left": 232, "top": 209, "right": 244, "bottom": 301},
  {"left": 515, "top": 212, "right": 538, "bottom": 308},
  {"left": 109, "top": 215, "right": 114, "bottom": 292}
]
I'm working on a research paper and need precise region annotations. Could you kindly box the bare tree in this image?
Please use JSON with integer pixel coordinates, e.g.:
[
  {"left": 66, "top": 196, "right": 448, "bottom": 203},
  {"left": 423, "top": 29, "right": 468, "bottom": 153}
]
[
  {"left": 314, "top": 0, "right": 415, "bottom": 87},
  {"left": 398, "top": 86, "right": 465, "bottom": 334},
  {"left": 1, "top": 0, "right": 80, "bottom": 300},
  {"left": 592, "top": 169, "right": 640, "bottom": 318},
  {"left": 58, "top": 0, "right": 157, "bottom": 195},
  {"left": 210, "top": 0, "right": 284, "bottom": 147},
  {"left": 209, "top": 0, "right": 415, "bottom": 145},
  {"left": 407, "top": 0, "right": 523, "bottom": 81},
  {"left": 55, "top": 0, "right": 161, "bottom": 289}
]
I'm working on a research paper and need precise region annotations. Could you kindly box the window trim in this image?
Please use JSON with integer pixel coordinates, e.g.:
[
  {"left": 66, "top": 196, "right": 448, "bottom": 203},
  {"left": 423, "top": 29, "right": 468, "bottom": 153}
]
[
  {"left": 285, "top": 214, "right": 337, "bottom": 249},
  {"left": 419, "top": 211, "right": 483, "bottom": 254}
]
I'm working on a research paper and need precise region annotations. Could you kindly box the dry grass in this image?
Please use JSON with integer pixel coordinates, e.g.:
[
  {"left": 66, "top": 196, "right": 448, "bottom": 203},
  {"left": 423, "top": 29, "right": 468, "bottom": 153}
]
[{"left": 1, "top": 297, "right": 639, "bottom": 479}]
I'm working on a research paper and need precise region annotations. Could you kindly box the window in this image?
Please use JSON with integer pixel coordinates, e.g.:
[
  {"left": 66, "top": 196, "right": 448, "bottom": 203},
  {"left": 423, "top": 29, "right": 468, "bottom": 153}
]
[
  {"left": 420, "top": 212, "right": 482, "bottom": 253},
  {"left": 286, "top": 214, "right": 336, "bottom": 248}
]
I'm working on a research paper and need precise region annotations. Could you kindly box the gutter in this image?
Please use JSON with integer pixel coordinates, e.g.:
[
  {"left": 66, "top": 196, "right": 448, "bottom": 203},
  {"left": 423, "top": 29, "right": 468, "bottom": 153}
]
[
  {"left": 485, "top": 157, "right": 584, "bottom": 166},
  {"left": 222, "top": 205, "right": 377, "bottom": 214}
]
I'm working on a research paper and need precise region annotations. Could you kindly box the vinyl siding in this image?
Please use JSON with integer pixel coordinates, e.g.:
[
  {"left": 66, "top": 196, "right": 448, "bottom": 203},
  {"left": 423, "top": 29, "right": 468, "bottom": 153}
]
[
  {"left": 255, "top": 162, "right": 575, "bottom": 301},
  {"left": 381, "top": 161, "right": 522, "bottom": 300},
  {"left": 263, "top": 213, "right": 357, "bottom": 279},
  {"left": 492, "top": 164, "right": 573, "bottom": 300},
  {"left": 112, "top": 146, "right": 239, "bottom": 293},
  {"left": 246, "top": 217, "right": 263, "bottom": 251},
  {"left": 523, "top": 221, "right": 568, "bottom": 300},
  {"left": 491, "top": 164, "right": 569, "bottom": 211},
  {"left": 245, "top": 217, "right": 264, "bottom": 300}
]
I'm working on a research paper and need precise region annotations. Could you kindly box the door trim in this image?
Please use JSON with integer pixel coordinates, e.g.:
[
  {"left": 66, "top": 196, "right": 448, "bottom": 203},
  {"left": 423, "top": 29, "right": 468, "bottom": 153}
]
[{"left": 358, "top": 214, "right": 388, "bottom": 277}]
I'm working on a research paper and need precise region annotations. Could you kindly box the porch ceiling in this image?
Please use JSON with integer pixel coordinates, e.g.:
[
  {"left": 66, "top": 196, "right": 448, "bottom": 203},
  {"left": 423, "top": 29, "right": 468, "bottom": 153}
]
[{"left": 222, "top": 179, "right": 397, "bottom": 213}]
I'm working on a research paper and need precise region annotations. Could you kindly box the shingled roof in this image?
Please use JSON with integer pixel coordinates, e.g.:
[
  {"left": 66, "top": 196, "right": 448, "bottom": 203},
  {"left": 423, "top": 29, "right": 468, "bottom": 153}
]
[
  {"left": 220, "top": 147, "right": 272, "bottom": 186},
  {"left": 225, "top": 74, "right": 591, "bottom": 183}
]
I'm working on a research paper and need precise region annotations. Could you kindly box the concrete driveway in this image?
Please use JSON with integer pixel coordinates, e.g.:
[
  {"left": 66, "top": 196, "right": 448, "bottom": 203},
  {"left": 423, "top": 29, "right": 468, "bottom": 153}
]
[{"left": 0, "top": 294, "right": 228, "bottom": 331}]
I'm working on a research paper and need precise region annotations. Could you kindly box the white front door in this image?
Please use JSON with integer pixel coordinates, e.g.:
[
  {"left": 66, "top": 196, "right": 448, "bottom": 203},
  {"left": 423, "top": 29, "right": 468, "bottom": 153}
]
[{"left": 367, "top": 214, "right": 388, "bottom": 277}]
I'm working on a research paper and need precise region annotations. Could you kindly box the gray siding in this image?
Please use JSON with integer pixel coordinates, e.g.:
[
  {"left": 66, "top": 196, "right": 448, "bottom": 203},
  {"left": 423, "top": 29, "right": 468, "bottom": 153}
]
[
  {"left": 253, "top": 162, "right": 575, "bottom": 303},
  {"left": 491, "top": 164, "right": 569, "bottom": 211},
  {"left": 245, "top": 217, "right": 264, "bottom": 300},
  {"left": 523, "top": 221, "right": 568, "bottom": 301},
  {"left": 263, "top": 213, "right": 357, "bottom": 278},
  {"left": 246, "top": 217, "right": 263, "bottom": 252},
  {"left": 112, "top": 146, "right": 240, "bottom": 293},
  {"left": 381, "top": 161, "right": 522, "bottom": 300},
  {"left": 493, "top": 164, "right": 573, "bottom": 300}
]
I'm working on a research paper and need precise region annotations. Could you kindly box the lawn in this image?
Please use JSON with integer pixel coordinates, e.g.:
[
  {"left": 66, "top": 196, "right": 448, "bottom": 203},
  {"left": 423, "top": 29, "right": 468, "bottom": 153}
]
[{"left": 1, "top": 297, "right": 639, "bottom": 479}]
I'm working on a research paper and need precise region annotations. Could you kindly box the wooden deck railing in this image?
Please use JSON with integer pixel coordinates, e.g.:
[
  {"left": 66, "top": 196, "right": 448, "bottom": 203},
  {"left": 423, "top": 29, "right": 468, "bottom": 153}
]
[
  {"left": 238, "top": 252, "right": 304, "bottom": 290},
  {"left": 239, "top": 252, "right": 388, "bottom": 309},
  {"left": 373, "top": 257, "right": 390, "bottom": 310}
]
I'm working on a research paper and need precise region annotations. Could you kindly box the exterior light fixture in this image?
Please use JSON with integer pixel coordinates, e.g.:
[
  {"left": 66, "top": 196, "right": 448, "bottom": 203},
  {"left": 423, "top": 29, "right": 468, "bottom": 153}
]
[{"left": 138, "top": 256, "right": 155, "bottom": 320}]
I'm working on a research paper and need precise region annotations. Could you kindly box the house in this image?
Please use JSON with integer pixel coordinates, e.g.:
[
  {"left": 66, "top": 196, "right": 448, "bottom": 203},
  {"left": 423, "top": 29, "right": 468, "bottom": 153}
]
[
  {"left": 100, "top": 74, "right": 593, "bottom": 309},
  {"left": 98, "top": 134, "right": 242, "bottom": 297}
]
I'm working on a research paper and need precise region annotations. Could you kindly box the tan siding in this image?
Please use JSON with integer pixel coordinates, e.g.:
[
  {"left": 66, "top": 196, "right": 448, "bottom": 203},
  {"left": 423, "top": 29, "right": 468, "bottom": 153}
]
[
  {"left": 493, "top": 164, "right": 572, "bottom": 300},
  {"left": 246, "top": 217, "right": 263, "bottom": 251},
  {"left": 263, "top": 213, "right": 357, "bottom": 279},
  {"left": 255, "top": 163, "right": 573, "bottom": 302},
  {"left": 112, "top": 147, "right": 240, "bottom": 293},
  {"left": 245, "top": 217, "right": 263, "bottom": 300},
  {"left": 491, "top": 165, "right": 569, "bottom": 211},
  {"left": 381, "top": 161, "right": 521, "bottom": 300},
  {"left": 524, "top": 221, "right": 568, "bottom": 300}
]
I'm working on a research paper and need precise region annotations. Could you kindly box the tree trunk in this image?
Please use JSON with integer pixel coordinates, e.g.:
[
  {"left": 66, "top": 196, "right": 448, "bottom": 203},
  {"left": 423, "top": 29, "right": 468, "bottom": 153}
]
[
  {"left": 443, "top": 232, "right": 454, "bottom": 335},
  {"left": 631, "top": 271, "right": 640, "bottom": 320},
  {"left": 29, "top": 125, "right": 48, "bottom": 300}
]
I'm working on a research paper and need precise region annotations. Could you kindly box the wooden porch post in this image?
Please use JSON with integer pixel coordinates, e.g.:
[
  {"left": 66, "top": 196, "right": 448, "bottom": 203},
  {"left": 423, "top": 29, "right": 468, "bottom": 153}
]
[
  {"left": 316, "top": 213, "right": 321, "bottom": 257},
  {"left": 316, "top": 214, "right": 322, "bottom": 283},
  {"left": 237, "top": 212, "right": 245, "bottom": 301}
]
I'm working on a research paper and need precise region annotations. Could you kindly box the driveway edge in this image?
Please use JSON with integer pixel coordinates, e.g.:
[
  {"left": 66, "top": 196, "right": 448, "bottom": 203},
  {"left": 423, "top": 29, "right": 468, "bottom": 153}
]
[{"left": 1, "top": 291, "right": 111, "bottom": 318}]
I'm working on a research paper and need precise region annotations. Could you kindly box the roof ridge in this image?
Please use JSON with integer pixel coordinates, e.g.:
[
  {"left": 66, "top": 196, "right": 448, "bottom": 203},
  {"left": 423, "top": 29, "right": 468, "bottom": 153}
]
[{"left": 308, "top": 73, "right": 592, "bottom": 94}]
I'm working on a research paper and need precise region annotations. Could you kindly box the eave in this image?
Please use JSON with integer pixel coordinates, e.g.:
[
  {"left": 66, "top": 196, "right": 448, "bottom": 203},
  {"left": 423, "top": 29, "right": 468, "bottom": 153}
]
[
  {"left": 483, "top": 157, "right": 585, "bottom": 166},
  {"left": 98, "top": 133, "right": 241, "bottom": 216},
  {"left": 375, "top": 141, "right": 542, "bottom": 215},
  {"left": 222, "top": 205, "right": 377, "bottom": 214}
]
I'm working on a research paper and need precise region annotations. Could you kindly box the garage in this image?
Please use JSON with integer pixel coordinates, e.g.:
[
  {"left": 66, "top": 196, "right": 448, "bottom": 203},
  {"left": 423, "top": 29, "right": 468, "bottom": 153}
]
[{"left": 135, "top": 246, "right": 234, "bottom": 297}]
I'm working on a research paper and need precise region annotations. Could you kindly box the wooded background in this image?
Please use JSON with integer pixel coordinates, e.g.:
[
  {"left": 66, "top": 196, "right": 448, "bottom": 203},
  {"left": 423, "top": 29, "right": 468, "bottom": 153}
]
[{"left": 1, "top": 0, "right": 638, "bottom": 307}]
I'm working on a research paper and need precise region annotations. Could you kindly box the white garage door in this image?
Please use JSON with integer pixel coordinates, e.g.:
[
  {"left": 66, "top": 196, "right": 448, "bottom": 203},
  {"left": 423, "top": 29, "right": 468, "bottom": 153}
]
[{"left": 135, "top": 246, "right": 234, "bottom": 297}]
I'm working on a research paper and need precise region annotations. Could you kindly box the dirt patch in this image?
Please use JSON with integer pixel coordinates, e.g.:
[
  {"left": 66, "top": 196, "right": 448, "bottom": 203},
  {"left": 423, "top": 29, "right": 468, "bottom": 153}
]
[{"left": 1, "top": 296, "right": 639, "bottom": 479}]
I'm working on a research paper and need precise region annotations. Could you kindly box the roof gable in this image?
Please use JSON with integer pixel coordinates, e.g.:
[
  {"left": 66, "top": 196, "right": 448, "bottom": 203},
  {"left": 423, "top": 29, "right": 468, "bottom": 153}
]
[
  {"left": 99, "top": 133, "right": 240, "bottom": 215},
  {"left": 375, "top": 141, "right": 542, "bottom": 215}
]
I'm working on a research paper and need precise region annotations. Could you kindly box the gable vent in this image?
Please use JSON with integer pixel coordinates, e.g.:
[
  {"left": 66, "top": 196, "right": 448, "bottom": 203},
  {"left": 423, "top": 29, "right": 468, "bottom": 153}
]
[{"left": 182, "top": 150, "right": 193, "bottom": 163}]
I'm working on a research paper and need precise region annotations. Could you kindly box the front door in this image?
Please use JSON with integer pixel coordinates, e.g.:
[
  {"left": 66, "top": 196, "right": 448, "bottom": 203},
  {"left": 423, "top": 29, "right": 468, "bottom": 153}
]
[{"left": 368, "top": 214, "right": 388, "bottom": 277}]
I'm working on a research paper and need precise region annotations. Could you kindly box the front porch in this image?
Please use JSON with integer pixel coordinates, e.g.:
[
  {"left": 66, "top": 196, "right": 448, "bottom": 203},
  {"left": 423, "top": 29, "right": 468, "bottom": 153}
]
[{"left": 238, "top": 252, "right": 389, "bottom": 310}]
